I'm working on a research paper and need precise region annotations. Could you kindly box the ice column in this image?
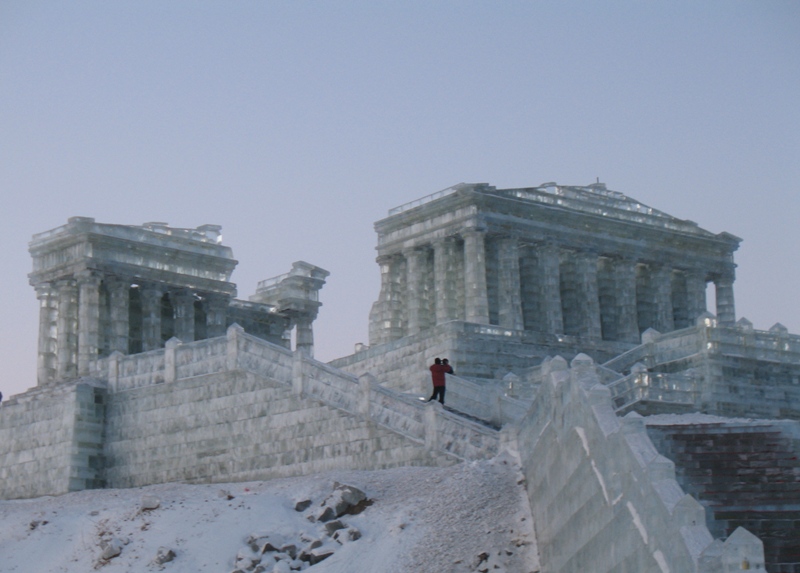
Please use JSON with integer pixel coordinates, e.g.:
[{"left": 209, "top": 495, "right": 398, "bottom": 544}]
[
  {"left": 463, "top": 229, "right": 490, "bottom": 325},
  {"left": 497, "top": 236, "right": 524, "bottom": 330},
  {"left": 56, "top": 278, "right": 78, "bottom": 379},
  {"left": 77, "top": 271, "right": 102, "bottom": 376},
  {"left": 651, "top": 265, "right": 675, "bottom": 333},
  {"left": 573, "top": 252, "right": 602, "bottom": 339},
  {"left": 105, "top": 277, "right": 130, "bottom": 355},
  {"left": 295, "top": 317, "right": 314, "bottom": 357},
  {"left": 433, "top": 238, "right": 457, "bottom": 324},
  {"left": 140, "top": 285, "right": 164, "bottom": 351},
  {"left": 614, "top": 258, "right": 640, "bottom": 342},
  {"left": 715, "top": 271, "right": 736, "bottom": 325},
  {"left": 171, "top": 289, "right": 196, "bottom": 343},
  {"left": 538, "top": 244, "right": 564, "bottom": 334},
  {"left": 203, "top": 294, "right": 229, "bottom": 338},
  {"left": 685, "top": 270, "right": 708, "bottom": 324},
  {"left": 35, "top": 283, "right": 58, "bottom": 384},
  {"left": 405, "top": 247, "right": 428, "bottom": 335}
]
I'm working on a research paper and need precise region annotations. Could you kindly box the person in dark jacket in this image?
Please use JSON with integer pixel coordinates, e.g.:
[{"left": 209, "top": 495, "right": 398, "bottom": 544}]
[{"left": 427, "top": 358, "right": 448, "bottom": 404}]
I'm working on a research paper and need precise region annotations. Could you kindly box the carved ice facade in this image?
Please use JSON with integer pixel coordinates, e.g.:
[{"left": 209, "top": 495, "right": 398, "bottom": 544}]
[
  {"left": 333, "top": 182, "right": 743, "bottom": 388},
  {"left": 5, "top": 183, "right": 800, "bottom": 572},
  {"left": 29, "top": 217, "right": 329, "bottom": 385},
  {"left": 369, "top": 182, "right": 739, "bottom": 346}
]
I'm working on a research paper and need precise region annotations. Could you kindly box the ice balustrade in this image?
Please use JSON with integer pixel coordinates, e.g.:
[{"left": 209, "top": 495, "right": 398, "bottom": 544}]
[
  {"left": 138, "top": 222, "right": 222, "bottom": 244},
  {"left": 174, "top": 337, "right": 229, "bottom": 379},
  {"left": 434, "top": 412, "right": 500, "bottom": 459},
  {"left": 369, "top": 385, "right": 427, "bottom": 441},
  {"left": 384, "top": 182, "right": 698, "bottom": 237},
  {"left": 387, "top": 184, "right": 463, "bottom": 216},
  {"left": 603, "top": 322, "right": 800, "bottom": 374},
  {"left": 601, "top": 327, "right": 698, "bottom": 372},
  {"left": 95, "top": 349, "right": 167, "bottom": 391},
  {"left": 95, "top": 326, "right": 498, "bottom": 461},
  {"left": 95, "top": 337, "right": 230, "bottom": 392},
  {"left": 605, "top": 371, "right": 700, "bottom": 413},
  {"left": 500, "top": 187, "right": 706, "bottom": 235},
  {"left": 234, "top": 332, "right": 293, "bottom": 380},
  {"left": 31, "top": 220, "right": 228, "bottom": 253},
  {"left": 444, "top": 373, "right": 530, "bottom": 426},
  {"left": 299, "top": 357, "right": 361, "bottom": 414},
  {"left": 706, "top": 326, "right": 800, "bottom": 359},
  {"left": 443, "top": 375, "right": 493, "bottom": 421},
  {"left": 228, "top": 299, "right": 279, "bottom": 315},
  {"left": 292, "top": 353, "right": 499, "bottom": 459},
  {"left": 255, "top": 272, "right": 290, "bottom": 291},
  {"left": 30, "top": 222, "right": 72, "bottom": 243}
]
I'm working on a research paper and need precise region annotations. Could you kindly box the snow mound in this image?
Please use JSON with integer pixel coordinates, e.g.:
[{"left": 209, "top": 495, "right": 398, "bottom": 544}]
[{"left": 0, "top": 460, "right": 540, "bottom": 573}]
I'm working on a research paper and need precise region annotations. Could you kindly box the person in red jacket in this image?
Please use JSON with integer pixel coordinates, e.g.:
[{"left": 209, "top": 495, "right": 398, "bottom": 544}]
[{"left": 427, "top": 358, "right": 449, "bottom": 404}]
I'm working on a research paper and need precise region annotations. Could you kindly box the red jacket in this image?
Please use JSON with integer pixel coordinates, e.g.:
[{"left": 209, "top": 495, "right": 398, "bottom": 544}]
[{"left": 430, "top": 363, "right": 448, "bottom": 387}]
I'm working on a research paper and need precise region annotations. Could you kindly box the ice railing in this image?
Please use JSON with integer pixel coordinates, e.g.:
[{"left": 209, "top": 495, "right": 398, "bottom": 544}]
[
  {"left": 289, "top": 349, "right": 499, "bottom": 461},
  {"left": 496, "top": 186, "right": 709, "bottom": 235},
  {"left": 31, "top": 218, "right": 225, "bottom": 247},
  {"left": 228, "top": 298, "right": 279, "bottom": 314},
  {"left": 387, "top": 183, "right": 469, "bottom": 216},
  {"left": 230, "top": 329, "right": 499, "bottom": 460},
  {"left": 95, "top": 337, "right": 230, "bottom": 392},
  {"left": 445, "top": 373, "right": 530, "bottom": 426},
  {"left": 255, "top": 262, "right": 327, "bottom": 294},
  {"left": 603, "top": 322, "right": 800, "bottom": 374},
  {"left": 98, "top": 326, "right": 498, "bottom": 461},
  {"left": 605, "top": 370, "right": 700, "bottom": 413},
  {"left": 706, "top": 326, "right": 800, "bottom": 359},
  {"left": 602, "top": 327, "right": 700, "bottom": 372},
  {"left": 331, "top": 321, "right": 523, "bottom": 368},
  {"left": 256, "top": 272, "right": 290, "bottom": 290}
]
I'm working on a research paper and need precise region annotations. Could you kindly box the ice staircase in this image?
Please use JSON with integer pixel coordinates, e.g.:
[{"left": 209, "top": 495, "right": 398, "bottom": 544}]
[{"left": 647, "top": 422, "right": 800, "bottom": 573}]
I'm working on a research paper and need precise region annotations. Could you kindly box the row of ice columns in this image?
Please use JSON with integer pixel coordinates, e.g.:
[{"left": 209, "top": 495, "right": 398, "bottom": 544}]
[
  {"left": 399, "top": 231, "right": 493, "bottom": 336},
  {"left": 35, "top": 274, "right": 231, "bottom": 384},
  {"left": 383, "top": 230, "right": 735, "bottom": 340}
]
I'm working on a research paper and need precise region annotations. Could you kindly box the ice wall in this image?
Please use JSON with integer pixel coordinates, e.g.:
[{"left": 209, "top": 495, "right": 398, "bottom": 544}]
[{"left": 514, "top": 353, "right": 765, "bottom": 572}]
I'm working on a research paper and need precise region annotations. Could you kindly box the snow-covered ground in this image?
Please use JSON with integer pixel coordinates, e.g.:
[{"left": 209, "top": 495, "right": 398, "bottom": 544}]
[{"left": 0, "top": 454, "right": 539, "bottom": 573}]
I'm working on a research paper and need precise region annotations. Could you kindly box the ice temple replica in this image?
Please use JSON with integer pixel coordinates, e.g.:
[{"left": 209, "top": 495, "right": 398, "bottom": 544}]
[{"left": 2, "top": 182, "right": 800, "bottom": 572}]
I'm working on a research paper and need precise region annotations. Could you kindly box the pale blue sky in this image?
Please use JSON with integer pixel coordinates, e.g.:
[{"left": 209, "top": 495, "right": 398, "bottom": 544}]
[{"left": 2, "top": 1, "right": 798, "bottom": 398}]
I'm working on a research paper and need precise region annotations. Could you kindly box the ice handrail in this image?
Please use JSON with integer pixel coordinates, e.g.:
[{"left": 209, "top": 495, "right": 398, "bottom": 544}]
[{"left": 387, "top": 183, "right": 467, "bottom": 216}]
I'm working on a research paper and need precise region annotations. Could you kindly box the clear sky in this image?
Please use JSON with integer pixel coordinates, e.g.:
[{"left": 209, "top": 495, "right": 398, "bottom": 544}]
[{"left": 1, "top": 1, "right": 798, "bottom": 398}]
